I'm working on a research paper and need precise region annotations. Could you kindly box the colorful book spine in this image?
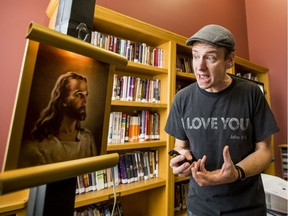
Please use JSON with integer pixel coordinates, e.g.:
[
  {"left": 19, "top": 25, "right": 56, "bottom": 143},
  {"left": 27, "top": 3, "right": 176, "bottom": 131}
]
[{"left": 120, "top": 113, "right": 127, "bottom": 143}]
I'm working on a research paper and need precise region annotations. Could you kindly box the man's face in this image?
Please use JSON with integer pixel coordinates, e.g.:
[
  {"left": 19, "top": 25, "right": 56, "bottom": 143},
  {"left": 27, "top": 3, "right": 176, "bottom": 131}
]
[
  {"left": 63, "top": 78, "right": 88, "bottom": 121},
  {"left": 192, "top": 42, "right": 234, "bottom": 92}
]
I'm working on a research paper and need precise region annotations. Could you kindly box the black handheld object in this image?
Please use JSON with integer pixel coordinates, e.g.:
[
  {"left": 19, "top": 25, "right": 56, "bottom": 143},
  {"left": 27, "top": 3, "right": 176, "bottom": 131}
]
[{"left": 168, "top": 149, "right": 194, "bottom": 165}]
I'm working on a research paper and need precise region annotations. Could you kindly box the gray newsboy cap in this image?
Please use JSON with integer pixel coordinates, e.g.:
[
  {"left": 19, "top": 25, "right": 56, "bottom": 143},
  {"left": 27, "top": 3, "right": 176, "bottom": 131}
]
[{"left": 186, "top": 24, "right": 235, "bottom": 51}]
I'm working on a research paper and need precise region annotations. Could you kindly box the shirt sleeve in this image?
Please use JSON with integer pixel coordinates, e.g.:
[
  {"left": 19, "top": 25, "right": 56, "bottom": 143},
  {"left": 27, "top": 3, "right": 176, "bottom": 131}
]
[
  {"left": 164, "top": 94, "right": 188, "bottom": 141},
  {"left": 252, "top": 87, "right": 280, "bottom": 142}
]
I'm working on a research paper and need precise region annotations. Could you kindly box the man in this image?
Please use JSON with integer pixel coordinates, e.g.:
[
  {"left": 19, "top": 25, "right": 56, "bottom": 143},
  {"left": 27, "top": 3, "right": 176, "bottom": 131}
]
[
  {"left": 165, "top": 24, "right": 279, "bottom": 215},
  {"left": 19, "top": 72, "right": 97, "bottom": 167}
]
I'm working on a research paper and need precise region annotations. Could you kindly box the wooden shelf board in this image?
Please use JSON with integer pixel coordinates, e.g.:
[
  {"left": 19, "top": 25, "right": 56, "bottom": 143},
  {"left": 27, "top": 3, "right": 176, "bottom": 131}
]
[
  {"left": 75, "top": 177, "right": 166, "bottom": 208},
  {"left": 174, "top": 176, "right": 189, "bottom": 183},
  {"left": 111, "top": 100, "right": 167, "bottom": 109},
  {"left": 93, "top": 6, "right": 187, "bottom": 47},
  {"left": 235, "top": 56, "right": 268, "bottom": 74},
  {"left": 107, "top": 140, "right": 166, "bottom": 151},
  {"left": 0, "top": 189, "right": 29, "bottom": 214},
  {"left": 176, "top": 72, "right": 196, "bottom": 81},
  {"left": 175, "top": 210, "right": 188, "bottom": 216},
  {"left": 116, "top": 61, "right": 168, "bottom": 75}
]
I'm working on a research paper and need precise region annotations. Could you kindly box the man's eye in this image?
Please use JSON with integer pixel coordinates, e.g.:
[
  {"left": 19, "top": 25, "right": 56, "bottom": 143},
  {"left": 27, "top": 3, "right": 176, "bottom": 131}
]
[{"left": 206, "top": 56, "right": 216, "bottom": 61}]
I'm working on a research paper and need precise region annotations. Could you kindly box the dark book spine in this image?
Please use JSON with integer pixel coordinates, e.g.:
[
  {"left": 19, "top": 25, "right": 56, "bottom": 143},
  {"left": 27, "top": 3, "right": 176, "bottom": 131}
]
[{"left": 119, "top": 155, "right": 128, "bottom": 184}]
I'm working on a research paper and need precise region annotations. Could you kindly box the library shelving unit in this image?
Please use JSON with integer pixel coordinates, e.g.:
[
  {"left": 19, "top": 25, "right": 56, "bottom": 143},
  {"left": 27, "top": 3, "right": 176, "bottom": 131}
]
[
  {"left": 46, "top": 2, "right": 180, "bottom": 215},
  {"left": 279, "top": 144, "right": 288, "bottom": 180},
  {"left": 45, "top": 1, "right": 276, "bottom": 215},
  {"left": 0, "top": 189, "right": 29, "bottom": 216}
]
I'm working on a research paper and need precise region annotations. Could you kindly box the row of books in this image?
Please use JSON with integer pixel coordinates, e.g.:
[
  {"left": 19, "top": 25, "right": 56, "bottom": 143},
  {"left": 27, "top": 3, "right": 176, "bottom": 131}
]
[
  {"left": 112, "top": 74, "right": 161, "bottom": 103},
  {"left": 176, "top": 81, "right": 191, "bottom": 93},
  {"left": 91, "top": 31, "right": 164, "bottom": 68},
  {"left": 76, "top": 150, "right": 159, "bottom": 194},
  {"left": 76, "top": 166, "right": 119, "bottom": 194},
  {"left": 74, "top": 201, "right": 123, "bottom": 216},
  {"left": 174, "top": 181, "right": 189, "bottom": 212},
  {"left": 281, "top": 147, "right": 287, "bottom": 180},
  {"left": 118, "top": 150, "right": 158, "bottom": 184},
  {"left": 235, "top": 72, "right": 259, "bottom": 81},
  {"left": 108, "top": 111, "right": 160, "bottom": 144},
  {"left": 176, "top": 54, "right": 193, "bottom": 73}
]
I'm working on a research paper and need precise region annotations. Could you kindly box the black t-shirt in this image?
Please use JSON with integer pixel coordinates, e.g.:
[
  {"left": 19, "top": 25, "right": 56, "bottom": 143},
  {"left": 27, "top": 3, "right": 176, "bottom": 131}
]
[{"left": 165, "top": 75, "right": 279, "bottom": 215}]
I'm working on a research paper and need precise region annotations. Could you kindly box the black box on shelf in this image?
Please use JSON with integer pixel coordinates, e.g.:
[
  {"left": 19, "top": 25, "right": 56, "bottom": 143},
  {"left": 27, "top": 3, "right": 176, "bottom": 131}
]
[{"left": 55, "top": 0, "right": 95, "bottom": 42}]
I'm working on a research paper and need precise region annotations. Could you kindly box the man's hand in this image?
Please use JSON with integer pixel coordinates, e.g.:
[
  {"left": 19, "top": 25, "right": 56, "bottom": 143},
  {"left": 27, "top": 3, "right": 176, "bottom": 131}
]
[
  {"left": 191, "top": 146, "right": 238, "bottom": 186},
  {"left": 170, "top": 149, "right": 193, "bottom": 177}
]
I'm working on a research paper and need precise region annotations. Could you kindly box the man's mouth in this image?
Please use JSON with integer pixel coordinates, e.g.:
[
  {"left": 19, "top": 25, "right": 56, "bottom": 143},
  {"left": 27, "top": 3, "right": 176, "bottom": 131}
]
[{"left": 198, "top": 74, "right": 210, "bottom": 83}]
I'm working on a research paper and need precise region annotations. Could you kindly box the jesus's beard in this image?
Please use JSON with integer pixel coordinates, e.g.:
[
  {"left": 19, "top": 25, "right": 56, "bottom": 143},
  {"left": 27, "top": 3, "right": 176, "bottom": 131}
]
[{"left": 63, "top": 104, "right": 86, "bottom": 121}]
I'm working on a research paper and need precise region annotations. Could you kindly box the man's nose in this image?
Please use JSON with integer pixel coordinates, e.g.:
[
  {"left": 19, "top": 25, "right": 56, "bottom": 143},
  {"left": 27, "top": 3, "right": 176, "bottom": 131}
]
[{"left": 197, "top": 58, "right": 207, "bottom": 71}]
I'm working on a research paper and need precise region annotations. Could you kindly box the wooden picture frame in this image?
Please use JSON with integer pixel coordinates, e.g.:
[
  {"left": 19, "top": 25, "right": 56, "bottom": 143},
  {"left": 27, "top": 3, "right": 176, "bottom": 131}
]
[{"left": 3, "top": 23, "right": 127, "bottom": 171}]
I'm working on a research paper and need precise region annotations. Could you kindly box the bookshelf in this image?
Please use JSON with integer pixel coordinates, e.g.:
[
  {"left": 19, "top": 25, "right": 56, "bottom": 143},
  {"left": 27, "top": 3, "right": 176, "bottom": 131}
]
[
  {"left": 279, "top": 144, "right": 288, "bottom": 180},
  {"left": 0, "top": 190, "right": 29, "bottom": 216},
  {"left": 45, "top": 1, "right": 276, "bottom": 215}
]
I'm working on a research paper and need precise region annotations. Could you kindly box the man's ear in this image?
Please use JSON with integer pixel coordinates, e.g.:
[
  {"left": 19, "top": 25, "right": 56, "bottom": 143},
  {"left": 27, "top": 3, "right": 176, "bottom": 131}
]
[{"left": 226, "top": 52, "right": 235, "bottom": 69}]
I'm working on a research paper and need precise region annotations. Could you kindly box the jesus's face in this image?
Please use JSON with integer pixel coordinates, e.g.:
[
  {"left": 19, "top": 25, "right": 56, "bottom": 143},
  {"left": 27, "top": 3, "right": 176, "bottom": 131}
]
[{"left": 62, "top": 78, "right": 88, "bottom": 121}]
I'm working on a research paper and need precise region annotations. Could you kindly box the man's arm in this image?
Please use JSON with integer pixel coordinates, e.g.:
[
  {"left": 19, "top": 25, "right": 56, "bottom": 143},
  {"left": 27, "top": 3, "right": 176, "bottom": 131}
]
[{"left": 236, "top": 136, "right": 272, "bottom": 179}]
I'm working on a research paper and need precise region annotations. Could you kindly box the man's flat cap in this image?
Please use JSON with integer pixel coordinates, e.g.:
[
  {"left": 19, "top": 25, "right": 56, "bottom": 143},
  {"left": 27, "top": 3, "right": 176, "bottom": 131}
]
[{"left": 186, "top": 24, "right": 235, "bottom": 51}]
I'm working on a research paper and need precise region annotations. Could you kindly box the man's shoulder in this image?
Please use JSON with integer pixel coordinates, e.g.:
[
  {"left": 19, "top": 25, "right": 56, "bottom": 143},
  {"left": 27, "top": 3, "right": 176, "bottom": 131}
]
[
  {"left": 232, "top": 75, "right": 261, "bottom": 89},
  {"left": 176, "top": 82, "right": 197, "bottom": 95}
]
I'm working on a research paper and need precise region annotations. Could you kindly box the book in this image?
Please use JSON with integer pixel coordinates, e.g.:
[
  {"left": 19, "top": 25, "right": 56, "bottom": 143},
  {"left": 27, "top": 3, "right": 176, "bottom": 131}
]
[
  {"left": 154, "top": 113, "right": 160, "bottom": 140},
  {"left": 130, "top": 152, "right": 139, "bottom": 182},
  {"left": 112, "top": 112, "right": 122, "bottom": 143},
  {"left": 82, "top": 173, "right": 89, "bottom": 192},
  {"left": 181, "top": 182, "right": 189, "bottom": 210},
  {"left": 174, "top": 183, "right": 182, "bottom": 211},
  {"left": 125, "top": 114, "right": 130, "bottom": 142},
  {"left": 124, "top": 153, "right": 134, "bottom": 183},
  {"left": 112, "top": 73, "right": 118, "bottom": 100},
  {"left": 142, "top": 151, "right": 149, "bottom": 180},
  {"left": 136, "top": 151, "right": 144, "bottom": 181},
  {"left": 113, "top": 165, "right": 120, "bottom": 186},
  {"left": 154, "top": 149, "right": 159, "bottom": 177},
  {"left": 148, "top": 151, "right": 154, "bottom": 178},
  {"left": 144, "top": 110, "right": 150, "bottom": 141},
  {"left": 77, "top": 175, "right": 85, "bottom": 194},
  {"left": 120, "top": 113, "right": 127, "bottom": 143},
  {"left": 128, "top": 114, "right": 140, "bottom": 142},
  {"left": 103, "top": 169, "right": 108, "bottom": 188},
  {"left": 96, "top": 170, "right": 105, "bottom": 190},
  {"left": 139, "top": 110, "right": 146, "bottom": 141},
  {"left": 90, "top": 171, "right": 97, "bottom": 191},
  {"left": 118, "top": 155, "right": 128, "bottom": 184},
  {"left": 107, "top": 112, "right": 113, "bottom": 144}
]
